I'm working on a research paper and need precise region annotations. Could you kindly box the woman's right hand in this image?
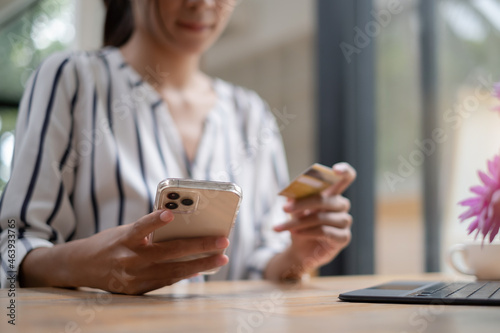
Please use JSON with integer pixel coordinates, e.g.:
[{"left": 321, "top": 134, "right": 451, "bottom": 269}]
[{"left": 20, "top": 210, "right": 229, "bottom": 295}]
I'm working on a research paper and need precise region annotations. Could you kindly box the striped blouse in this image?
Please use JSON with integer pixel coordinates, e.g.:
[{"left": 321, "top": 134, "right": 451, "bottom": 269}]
[{"left": 0, "top": 47, "right": 291, "bottom": 288}]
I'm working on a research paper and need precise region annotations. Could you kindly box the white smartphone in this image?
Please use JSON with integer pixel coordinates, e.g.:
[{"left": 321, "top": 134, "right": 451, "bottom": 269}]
[{"left": 151, "top": 178, "right": 242, "bottom": 274}]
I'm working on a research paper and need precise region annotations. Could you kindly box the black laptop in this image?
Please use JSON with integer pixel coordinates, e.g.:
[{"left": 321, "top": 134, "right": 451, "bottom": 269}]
[{"left": 338, "top": 280, "right": 500, "bottom": 305}]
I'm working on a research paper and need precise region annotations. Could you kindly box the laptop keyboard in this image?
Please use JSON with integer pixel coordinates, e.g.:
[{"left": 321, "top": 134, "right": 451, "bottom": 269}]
[{"left": 409, "top": 282, "right": 500, "bottom": 300}]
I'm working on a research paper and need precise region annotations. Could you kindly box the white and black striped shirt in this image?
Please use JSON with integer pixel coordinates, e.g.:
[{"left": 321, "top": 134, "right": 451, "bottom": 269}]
[{"left": 0, "top": 47, "right": 291, "bottom": 288}]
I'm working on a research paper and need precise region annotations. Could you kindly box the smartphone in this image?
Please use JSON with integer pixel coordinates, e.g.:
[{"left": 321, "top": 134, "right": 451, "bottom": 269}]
[
  {"left": 151, "top": 178, "right": 242, "bottom": 274},
  {"left": 279, "top": 163, "right": 342, "bottom": 199}
]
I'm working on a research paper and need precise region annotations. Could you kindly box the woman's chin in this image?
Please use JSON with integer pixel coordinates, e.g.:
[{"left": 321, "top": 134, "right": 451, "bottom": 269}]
[
  {"left": 170, "top": 26, "right": 220, "bottom": 54},
  {"left": 170, "top": 39, "right": 216, "bottom": 56}
]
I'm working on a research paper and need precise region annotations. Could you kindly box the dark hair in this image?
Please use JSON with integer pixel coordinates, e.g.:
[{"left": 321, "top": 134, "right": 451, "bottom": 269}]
[{"left": 103, "top": 0, "right": 134, "bottom": 47}]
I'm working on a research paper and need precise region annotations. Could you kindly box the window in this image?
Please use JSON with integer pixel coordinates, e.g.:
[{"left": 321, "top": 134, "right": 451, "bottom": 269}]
[
  {"left": 0, "top": 0, "right": 75, "bottom": 191},
  {"left": 375, "top": 0, "right": 424, "bottom": 274},
  {"left": 375, "top": 0, "right": 500, "bottom": 274},
  {"left": 438, "top": 0, "right": 500, "bottom": 269}
]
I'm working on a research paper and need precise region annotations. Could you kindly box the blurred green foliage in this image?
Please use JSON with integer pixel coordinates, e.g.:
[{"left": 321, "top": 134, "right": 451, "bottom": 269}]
[
  {"left": 0, "top": 0, "right": 73, "bottom": 192},
  {"left": 0, "top": 0, "right": 72, "bottom": 104}
]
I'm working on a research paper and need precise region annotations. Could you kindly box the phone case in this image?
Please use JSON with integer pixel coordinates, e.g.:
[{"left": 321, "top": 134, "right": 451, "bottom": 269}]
[{"left": 151, "top": 178, "right": 242, "bottom": 274}]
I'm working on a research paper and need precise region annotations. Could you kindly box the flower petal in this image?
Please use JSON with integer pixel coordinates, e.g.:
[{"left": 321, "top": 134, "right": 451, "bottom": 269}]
[
  {"left": 470, "top": 185, "right": 488, "bottom": 196},
  {"left": 459, "top": 208, "right": 478, "bottom": 221},
  {"left": 487, "top": 190, "right": 500, "bottom": 218},
  {"left": 478, "top": 209, "right": 488, "bottom": 236},
  {"left": 467, "top": 218, "right": 479, "bottom": 233},
  {"left": 488, "top": 222, "right": 500, "bottom": 242},
  {"left": 482, "top": 216, "right": 493, "bottom": 238},
  {"left": 479, "top": 170, "right": 496, "bottom": 187},
  {"left": 486, "top": 190, "right": 500, "bottom": 242},
  {"left": 494, "top": 83, "right": 500, "bottom": 101},
  {"left": 488, "top": 159, "right": 496, "bottom": 177},
  {"left": 459, "top": 197, "right": 482, "bottom": 207},
  {"left": 494, "top": 82, "right": 500, "bottom": 98},
  {"left": 491, "top": 155, "right": 500, "bottom": 177}
]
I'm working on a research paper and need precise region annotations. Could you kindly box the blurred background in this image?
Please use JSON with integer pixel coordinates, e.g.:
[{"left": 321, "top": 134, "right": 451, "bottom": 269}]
[{"left": 1, "top": 0, "right": 500, "bottom": 276}]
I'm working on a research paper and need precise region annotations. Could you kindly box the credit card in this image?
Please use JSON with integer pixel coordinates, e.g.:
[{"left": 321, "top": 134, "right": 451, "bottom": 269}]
[{"left": 279, "top": 163, "right": 341, "bottom": 199}]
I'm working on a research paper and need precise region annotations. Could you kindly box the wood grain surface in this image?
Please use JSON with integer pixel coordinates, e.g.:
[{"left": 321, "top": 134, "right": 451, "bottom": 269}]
[{"left": 1, "top": 274, "right": 498, "bottom": 333}]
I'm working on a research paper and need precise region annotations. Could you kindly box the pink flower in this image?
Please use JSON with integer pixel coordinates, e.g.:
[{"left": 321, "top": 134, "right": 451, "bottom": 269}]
[
  {"left": 459, "top": 154, "right": 500, "bottom": 243},
  {"left": 495, "top": 82, "right": 500, "bottom": 99},
  {"left": 494, "top": 82, "right": 500, "bottom": 113}
]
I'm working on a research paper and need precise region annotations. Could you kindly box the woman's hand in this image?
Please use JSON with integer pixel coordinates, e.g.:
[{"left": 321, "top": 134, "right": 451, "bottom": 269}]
[
  {"left": 20, "top": 210, "right": 229, "bottom": 295},
  {"left": 270, "top": 163, "right": 356, "bottom": 279}
]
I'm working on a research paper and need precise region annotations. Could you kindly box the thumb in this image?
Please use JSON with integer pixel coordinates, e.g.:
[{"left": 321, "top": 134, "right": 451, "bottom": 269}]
[
  {"left": 323, "top": 163, "right": 356, "bottom": 197},
  {"left": 127, "top": 210, "right": 174, "bottom": 243}
]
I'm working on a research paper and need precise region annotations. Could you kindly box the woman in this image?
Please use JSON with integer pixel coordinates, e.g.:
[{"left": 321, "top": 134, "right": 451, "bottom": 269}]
[{"left": 0, "top": 0, "right": 355, "bottom": 294}]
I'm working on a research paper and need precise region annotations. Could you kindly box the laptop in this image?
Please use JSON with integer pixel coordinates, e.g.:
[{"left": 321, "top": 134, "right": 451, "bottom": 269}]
[{"left": 338, "top": 280, "right": 500, "bottom": 305}]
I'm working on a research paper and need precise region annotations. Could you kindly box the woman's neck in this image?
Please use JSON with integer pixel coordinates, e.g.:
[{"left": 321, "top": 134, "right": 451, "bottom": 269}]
[{"left": 120, "top": 32, "right": 202, "bottom": 92}]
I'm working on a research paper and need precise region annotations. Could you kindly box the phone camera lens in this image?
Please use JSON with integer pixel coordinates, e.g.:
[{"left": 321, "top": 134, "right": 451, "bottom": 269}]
[
  {"left": 181, "top": 198, "right": 194, "bottom": 206},
  {"left": 167, "top": 192, "right": 180, "bottom": 200},
  {"left": 165, "top": 202, "right": 178, "bottom": 210}
]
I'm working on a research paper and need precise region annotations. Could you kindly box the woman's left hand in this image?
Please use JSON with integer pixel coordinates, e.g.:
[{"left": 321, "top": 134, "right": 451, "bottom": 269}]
[{"left": 273, "top": 162, "right": 357, "bottom": 277}]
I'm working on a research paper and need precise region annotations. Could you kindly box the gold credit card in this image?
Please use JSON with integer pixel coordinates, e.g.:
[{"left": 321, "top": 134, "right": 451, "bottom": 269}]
[{"left": 279, "top": 163, "right": 342, "bottom": 199}]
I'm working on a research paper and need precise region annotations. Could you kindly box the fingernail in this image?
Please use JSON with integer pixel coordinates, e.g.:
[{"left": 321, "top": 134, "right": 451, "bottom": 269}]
[
  {"left": 274, "top": 225, "right": 284, "bottom": 232},
  {"left": 333, "top": 163, "right": 348, "bottom": 174},
  {"left": 160, "top": 210, "right": 172, "bottom": 221},
  {"left": 216, "top": 237, "right": 229, "bottom": 249}
]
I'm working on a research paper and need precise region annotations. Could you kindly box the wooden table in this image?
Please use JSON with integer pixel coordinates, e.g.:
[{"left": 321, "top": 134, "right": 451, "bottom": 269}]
[{"left": 1, "top": 274, "right": 499, "bottom": 333}]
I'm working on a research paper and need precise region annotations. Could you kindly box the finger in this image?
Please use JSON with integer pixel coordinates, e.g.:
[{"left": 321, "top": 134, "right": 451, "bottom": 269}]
[
  {"left": 139, "top": 278, "right": 187, "bottom": 295},
  {"left": 146, "top": 254, "right": 229, "bottom": 280},
  {"left": 127, "top": 210, "right": 174, "bottom": 243},
  {"left": 284, "top": 195, "right": 350, "bottom": 215},
  {"left": 129, "top": 272, "right": 204, "bottom": 295},
  {"left": 114, "top": 275, "right": 191, "bottom": 295},
  {"left": 293, "top": 225, "right": 352, "bottom": 245},
  {"left": 142, "top": 236, "right": 230, "bottom": 261},
  {"left": 274, "top": 212, "right": 353, "bottom": 232},
  {"left": 323, "top": 162, "right": 357, "bottom": 197}
]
